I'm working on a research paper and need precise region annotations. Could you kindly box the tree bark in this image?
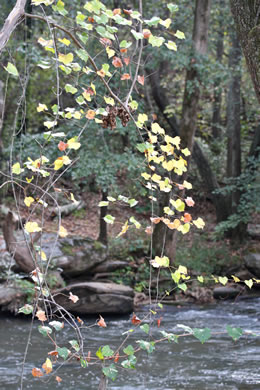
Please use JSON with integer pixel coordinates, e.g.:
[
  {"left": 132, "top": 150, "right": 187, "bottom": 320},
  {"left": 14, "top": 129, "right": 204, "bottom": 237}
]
[
  {"left": 230, "top": 0, "right": 260, "bottom": 104},
  {"left": 98, "top": 191, "right": 108, "bottom": 245},
  {"left": 180, "top": 0, "right": 211, "bottom": 153},
  {"left": 0, "top": 0, "right": 27, "bottom": 53}
]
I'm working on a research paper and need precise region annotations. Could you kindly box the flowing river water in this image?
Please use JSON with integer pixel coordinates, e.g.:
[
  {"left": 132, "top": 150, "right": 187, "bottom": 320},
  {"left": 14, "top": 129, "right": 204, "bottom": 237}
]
[{"left": 0, "top": 297, "right": 259, "bottom": 390}]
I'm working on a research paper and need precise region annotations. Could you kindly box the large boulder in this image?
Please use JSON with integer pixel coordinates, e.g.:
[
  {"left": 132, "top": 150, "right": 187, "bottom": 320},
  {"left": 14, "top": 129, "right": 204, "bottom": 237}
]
[
  {"left": 244, "top": 253, "right": 260, "bottom": 278},
  {"left": 54, "top": 282, "right": 134, "bottom": 314},
  {"left": 213, "top": 286, "right": 241, "bottom": 300},
  {"left": 0, "top": 284, "right": 26, "bottom": 312},
  {"left": 40, "top": 234, "right": 107, "bottom": 277}
]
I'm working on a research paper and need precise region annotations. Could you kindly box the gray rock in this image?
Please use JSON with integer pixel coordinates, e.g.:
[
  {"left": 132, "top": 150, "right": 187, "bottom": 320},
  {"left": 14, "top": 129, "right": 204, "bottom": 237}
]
[
  {"left": 40, "top": 234, "right": 107, "bottom": 277},
  {"left": 247, "top": 224, "right": 260, "bottom": 239},
  {"left": 213, "top": 286, "right": 241, "bottom": 300},
  {"left": 91, "top": 260, "right": 128, "bottom": 273},
  {"left": 0, "top": 284, "right": 26, "bottom": 312},
  {"left": 244, "top": 253, "right": 260, "bottom": 278},
  {"left": 54, "top": 282, "right": 134, "bottom": 314},
  {"left": 0, "top": 251, "right": 16, "bottom": 274}
]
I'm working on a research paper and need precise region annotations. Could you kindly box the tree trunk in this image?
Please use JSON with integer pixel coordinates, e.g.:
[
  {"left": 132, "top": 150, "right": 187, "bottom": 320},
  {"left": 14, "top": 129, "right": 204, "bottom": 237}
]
[
  {"left": 98, "top": 191, "right": 108, "bottom": 245},
  {"left": 230, "top": 0, "right": 260, "bottom": 105},
  {"left": 211, "top": 1, "right": 225, "bottom": 140},
  {"left": 180, "top": 0, "right": 211, "bottom": 154}
]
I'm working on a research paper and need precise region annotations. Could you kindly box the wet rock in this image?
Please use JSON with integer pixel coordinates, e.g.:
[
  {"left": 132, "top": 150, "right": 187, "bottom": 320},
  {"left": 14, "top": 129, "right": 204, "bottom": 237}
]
[
  {"left": 244, "top": 253, "right": 260, "bottom": 278},
  {"left": 90, "top": 260, "right": 128, "bottom": 273},
  {"left": 0, "top": 284, "right": 26, "bottom": 312},
  {"left": 213, "top": 286, "right": 241, "bottom": 300},
  {"left": 54, "top": 282, "right": 134, "bottom": 314}
]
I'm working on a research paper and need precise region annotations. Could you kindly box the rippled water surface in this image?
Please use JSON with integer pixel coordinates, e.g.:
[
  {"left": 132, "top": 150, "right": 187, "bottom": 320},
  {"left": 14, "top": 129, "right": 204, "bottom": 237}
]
[{"left": 0, "top": 298, "right": 259, "bottom": 390}]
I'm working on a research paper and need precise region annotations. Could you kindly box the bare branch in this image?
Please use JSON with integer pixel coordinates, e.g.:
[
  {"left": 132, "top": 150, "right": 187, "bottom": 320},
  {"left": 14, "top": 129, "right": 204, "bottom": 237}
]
[{"left": 0, "top": 0, "right": 27, "bottom": 53}]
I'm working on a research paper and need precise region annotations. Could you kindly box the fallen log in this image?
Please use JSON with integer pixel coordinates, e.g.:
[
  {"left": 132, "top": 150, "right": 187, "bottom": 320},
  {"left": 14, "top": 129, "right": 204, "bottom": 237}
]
[{"left": 49, "top": 200, "right": 85, "bottom": 219}]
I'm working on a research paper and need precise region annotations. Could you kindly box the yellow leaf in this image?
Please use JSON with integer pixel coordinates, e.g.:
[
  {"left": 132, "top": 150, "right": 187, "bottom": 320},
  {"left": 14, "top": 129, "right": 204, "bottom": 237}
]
[
  {"left": 59, "top": 225, "right": 68, "bottom": 237},
  {"left": 182, "top": 148, "right": 191, "bottom": 156},
  {"left": 117, "top": 221, "right": 129, "bottom": 237},
  {"left": 70, "top": 193, "right": 77, "bottom": 203},
  {"left": 245, "top": 279, "right": 253, "bottom": 289},
  {"left": 67, "top": 137, "right": 81, "bottom": 150},
  {"left": 37, "top": 103, "right": 48, "bottom": 112},
  {"left": 24, "top": 197, "right": 34, "bottom": 207},
  {"left": 54, "top": 158, "right": 64, "bottom": 170},
  {"left": 159, "top": 18, "right": 171, "bottom": 29},
  {"left": 40, "top": 251, "right": 47, "bottom": 261},
  {"left": 138, "top": 113, "right": 148, "bottom": 123},
  {"left": 42, "top": 358, "right": 52, "bottom": 374},
  {"left": 58, "top": 38, "right": 71, "bottom": 46},
  {"left": 151, "top": 173, "right": 161, "bottom": 183},
  {"left": 62, "top": 155, "right": 71, "bottom": 165},
  {"left": 90, "top": 83, "right": 96, "bottom": 94},
  {"left": 193, "top": 217, "right": 205, "bottom": 229},
  {"left": 177, "top": 223, "right": 190, "bottom": 234},
  {"left": 12, "top": 162, "right": 23, "bottom": 175},
  {"left": 162, "top": 159, "right": 175, "bottom": 171},
  {"left": 167, "top": 219, "right": 181, "bottom": 230},
  {"left": 151, "top": 122, "right": 165, "bottom": 135},
  {"left": 231, "top": 275, "right": 240, "bottom": 283},
  {"left": 59, "top": 52, "right": 74, "bottom": 65},
  {"left": 161, "top": 143, "right": 174, "bottom": 155},
  {"left": 183, "top": 180, "right": 192, "bottom": 189},
  {"left": 82, "top": 91, "right": 92, "bottom": 101},
  {"left": 24, "top": 222, "right": 42, "bottom": 233},
  {"left": 106, "top": 46, "right": 115, "bottom": 58},
  {"left": 141, "top": 172, "right": 151, "bottom": 180},
  {"left": 177, "top": 265, "right": 187, "bottom": 275},
  {"left": 104, "top": 96, "right": 115, "bottom": 106},
  {"left": 26, "top": 176, "right": 34, "bottom": 183}
]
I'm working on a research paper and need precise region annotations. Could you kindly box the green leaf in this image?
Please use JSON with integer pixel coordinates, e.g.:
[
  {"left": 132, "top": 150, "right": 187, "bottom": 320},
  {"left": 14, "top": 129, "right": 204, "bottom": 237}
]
[
  {"left": 140, "top": 324, "right": 149, "bottom": 334},
  {"left": 69, "top": 340, "right": 80, "bottom": 352},
  {"left": 144, "top": 16, "right": 161, "bottom": 26},
  {"left": 102, "top": 363, "right": 118, "bottom": 381},
  {"left": 129, "top": 216, "right": 141, "bottom": 229},
  {"left": 165, "top": 40, "right": 177, "bottom": 51},
  {"left": 104, "top": 215, "right": 115, "bottom": 224},
  {"left": 158, "top": 303, "right": 163, "bottom": 309},
  {"left": 80, "top": 357, "right": 87, "bottom": 368},
  {"left": 18, "top": 304, "right": 33, "bottom": 315},
  {"left": 197, "top": 276, "right": 204, "bottom": 283},
  {"left": 160, "top": 331, "right": 179, "bottom": 343},
  {"left": 57, "top": 347, "right": 70, "bottom": 360},
  {"left": 101, "top": 345, "right": 114, "bottom": 357},
  {"left": 178, "top": 283, "right": 187, "bottom": 292},
  {"left": 149, "top": 35, "right": 165, "bottom": 47},
  {"left": 136, "top": 340, "right": 155, "bottom": 354},
  {"left": 121, "top": 354, "right": 136, "bottom": 369},
  {"left": 193, "top": 328, "right": 211, "bottom": 344},
  {"left": 226, "top": 326, "right": 243, "bottom": 341},
  {"left": 131, "top": 30, "right": 143, "bottom": 40},
  {"left": 167, "top": 4, "right": 179, "bottom": 13},
  {"left": 176, "top": 324, "right": 193, "bottom": 334},
  {"left": 120, "top": 40, "right": 132, "bottom": 48},
  {"left": 12, "top": 162, "right": 23, "bottom": 175},
  {"left": 65, "top": 84, "right": 78, "bottom": 94},
  {"left": 75, "top": 49, "right": 89, "bottom": 62},
  {"left": 4, "top": 62, "right": 19, "bottom": 77},
  {"left": 52, "top": 0, "right": 68, "bottom": 16},
  {"left": 38, "top": 325, "right": 52, "bottom": 337},
  {"left": 128, "top": 198, "right": 138, "bottom": 207},
  {"left": 49, "top": 321, "right": 64, "bottom": 331},
  {"left": 123, "top": 345, "right": 135, "bottom": 355}
]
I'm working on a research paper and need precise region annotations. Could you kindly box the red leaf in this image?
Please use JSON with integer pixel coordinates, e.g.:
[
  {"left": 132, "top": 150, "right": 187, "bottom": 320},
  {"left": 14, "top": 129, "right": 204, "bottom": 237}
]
[
  {"left": 157, "top": 317, "right": 162, "bottom": 328},
  {"left": 56, "top": 376, "right": 62, "bottom": 383},
  {"left": 112, "top": 57, "right": 123, "bottom": 68},
  {"left": 58, "top": 141, "right": 68, "bottom": 151},
  {"left": 137, "top": 75, "right": 145, "bottom": 86},
  {"left": 120, "top": 48, "right": 128, "bottom": 53},
  {"left": 150, "top": 217, "right": 161, "bottom": 224},
  {"left": 143, "top": 29, "right": 151, "bottom": 39},
  {"left": 113, "top": 8, "right": 121, "bottom": 15},
  {"left": 99, "top": 38, "right": 112, "bottom": 47},
  {"left": 48, "top": 350, "right": 58, "bottom": 357},
  {"left": 88, "top": 17, "right": 94, "bottom": 23},
  {"left": 131, "top": 313, "right": 141, "bottom": 325},
  {"left": 114, "top": 352, "right": 119, "bottom": 363},
  {"left": 123, "top": 9, "right": 132, "bottom": 15},
  {"left": 97, "top": 315, "right": 107, "bottom": 328}
]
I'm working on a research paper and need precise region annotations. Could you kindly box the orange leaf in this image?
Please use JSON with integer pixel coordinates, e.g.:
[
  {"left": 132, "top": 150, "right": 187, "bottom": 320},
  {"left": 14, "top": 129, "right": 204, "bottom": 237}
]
[
  {"left": 69, "top": 291, "right": 79, "bottom": 303},
  {"left": 112, "top": 57, "right": 123, "bottom": 68},
  {"left": 137, "top": 75, "right": 145, "bottom": 86},
  {"left": 88, "top": 17, "right": 94, "bottom": 23},
  {"left": 150, "top": 217, "right": 161, "bottom": 224},
  {"left": 97, "top": 315, "right": 107, "bottom": 328},
  {"left": 32, "top": 368, "right": 44, "bottom": 377},
  {"left": 157, "top": 317, "right": 162, "bottom": 328},
  {"left": 58, "top": 141, "right": 68, "bottom": 151},
  {"left": 85, "top": 87, "right": 95, "bottom": 96},
  {"left": 77, "top": 316, "right": 84, "bottom": 325},
  {"left": 185, "top": 197, "right": 195, "bottom": 207},
  {"left": 97, "top": 69, "right": 106, "bottom": 78},
  {"left": 87, "top": 351, "right": 91, "bottom": 362},
  {"left": 86, "top": 110, "right": 96, "bottom": 120},
  {"left": 56, "top": 376, "right": 62, "bottom": 383},
  {"left": 120, "top": 48, "right": 128, "bottom": 53},
  {"left": 176, "top": 183, "right": 185, "bottom": 190},
  {"left": 152, "top": 113, "right": 157, "bottom": 121},
  {"left": 123, "top": 9, "right": 132, "bottom": 15},
  {"left": 143, "top": 29, "right": 151, "bottom": 39},
  {"left": 48, "top": 350, "right": 58, "bottom": 357},
  {"left": 114, "top": 352, "right": 119, "bottom": 363},
  {"left": 36, "top": 309, "right": 47, "bottom": 322},
  {"left": 145, "top": 225, "right": 153, "bottom": 235},
  {"left": 183, "top": 212, "right": 192, "bottom": 223},
  {"left": 113, "top": 8, "right": 121, "bottom": 15},
  {"left": 121, "top": 73, "right": 131, "bottom": 80},
  {"left": 123, "top": 57, "right": 130, "bottom": 66},
  {"left": 131, "top": 313, "right": 141, "bottom": 325},
  {"left": 42, "top": 358, "right": 52, "bottom": 374}
]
